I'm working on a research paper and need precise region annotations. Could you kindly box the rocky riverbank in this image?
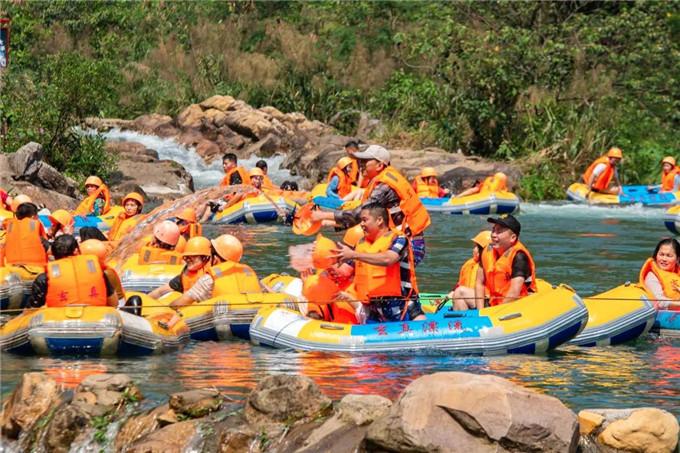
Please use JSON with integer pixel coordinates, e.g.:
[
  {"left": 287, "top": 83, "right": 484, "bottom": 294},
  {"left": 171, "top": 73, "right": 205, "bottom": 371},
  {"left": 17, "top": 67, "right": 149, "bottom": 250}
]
[
  {"left": 87, "top": 95, "right": 521, "bottom": 192},
  {"left": 1, "top": 371, "right": 677, "bottom": 453}
]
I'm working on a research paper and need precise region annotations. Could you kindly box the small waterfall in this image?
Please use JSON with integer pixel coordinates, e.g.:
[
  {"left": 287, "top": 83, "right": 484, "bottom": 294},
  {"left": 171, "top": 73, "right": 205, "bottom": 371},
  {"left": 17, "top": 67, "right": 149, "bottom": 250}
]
[{"left": 96, "top": 129, "right": 296, "bottom": 189}]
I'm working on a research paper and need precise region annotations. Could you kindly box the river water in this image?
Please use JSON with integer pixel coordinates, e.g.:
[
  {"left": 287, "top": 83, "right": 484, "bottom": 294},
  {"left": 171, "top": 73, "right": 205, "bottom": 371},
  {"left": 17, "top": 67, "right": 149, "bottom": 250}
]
[{"left": 1, "top": 132, "right": 678, "bottom": 417}]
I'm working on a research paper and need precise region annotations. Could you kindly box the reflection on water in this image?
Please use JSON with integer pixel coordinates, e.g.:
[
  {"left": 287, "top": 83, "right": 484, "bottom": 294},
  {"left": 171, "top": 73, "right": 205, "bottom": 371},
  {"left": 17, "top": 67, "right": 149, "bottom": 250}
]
[{"left": 1, "top": 206, "right": 679, "bottom": 417}]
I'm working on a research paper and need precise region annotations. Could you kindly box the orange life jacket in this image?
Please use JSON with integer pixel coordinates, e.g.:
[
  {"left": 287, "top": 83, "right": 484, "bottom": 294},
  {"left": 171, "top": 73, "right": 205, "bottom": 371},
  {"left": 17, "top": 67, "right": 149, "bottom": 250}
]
[
  {"left": 362, "top": 166, "right": 431, "bottom": 236},
  {"left": 137, "top": 246, "right": 182, "bottom": 266},
  {"left": 327, "top": 167, "right": 353, "bottom": 198},
  {"left": 354, "top": 231, "right": 403, "bottom": 301},
  {"left": 481, "top": 241, "right": 536, "bottom": 306},
  {"left": 480, "top": 176, "right": 507, "bottom": 193},
  {"left": 661, "top": 167, "right": 680, "bottom": 192},
  {"left": 582, "top": 156, "right": 615, "bottom": 191},
  {"left": 108, "top": 213, "right": 143, "bottom": 242},
  {"left": 639, "top": 258, "right": 680, "bottom": 308},
  {"left": 45, "top": 255, "right": 107, "bottom": 307},
  {"left": 209, "top": 261, "right": 261, "bottom": 295},
  {"left": 457, "top": 257, "right": 479, "bottom": 288},
  {"left": 74, "top": 184, "right": 112, "bottom": 216},
  {"left": 4, "top": 218, "right": 48, "bottom": 266},
  {"left": 262, "top": 175, "right": 275, "bottom": 190},
  {"left": 180, "top": 263, "right": 211, "bottom": 292},
  {"left": 220, "top": 166, "right": 251, "bottom": 187},
  {"left": 413, "top": 176, "right": 440, "bottom": 198}
]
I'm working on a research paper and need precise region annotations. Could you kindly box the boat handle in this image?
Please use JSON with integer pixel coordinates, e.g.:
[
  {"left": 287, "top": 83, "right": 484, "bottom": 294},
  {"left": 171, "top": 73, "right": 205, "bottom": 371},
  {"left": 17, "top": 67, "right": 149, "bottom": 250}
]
[
  {"left": 320, "top": 324, "right": 345, "bottom": 330},
  {"left": 499, "top": 313, "right": 521, "bottom": 321}
]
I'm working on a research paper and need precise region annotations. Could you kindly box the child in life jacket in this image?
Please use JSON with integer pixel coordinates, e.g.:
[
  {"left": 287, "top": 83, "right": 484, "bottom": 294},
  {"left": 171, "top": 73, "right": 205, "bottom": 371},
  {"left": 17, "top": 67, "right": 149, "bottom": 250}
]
[{"left": 108, "top": 192, "right": 144, "bottom": 241}]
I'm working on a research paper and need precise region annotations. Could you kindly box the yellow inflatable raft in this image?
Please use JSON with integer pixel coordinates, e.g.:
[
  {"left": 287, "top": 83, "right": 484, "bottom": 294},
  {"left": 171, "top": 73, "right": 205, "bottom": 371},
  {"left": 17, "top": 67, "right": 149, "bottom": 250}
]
[
  {"left": 0, "top": 300, "right": 189, "bottom": 356},
  {"left": 569, "top": 283, "right": 656, "bottom": 346}
]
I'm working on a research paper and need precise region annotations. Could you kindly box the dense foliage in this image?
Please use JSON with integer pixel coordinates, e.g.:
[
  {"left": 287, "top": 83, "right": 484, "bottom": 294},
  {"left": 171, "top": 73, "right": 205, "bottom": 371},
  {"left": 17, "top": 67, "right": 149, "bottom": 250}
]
[{"left": 1, "top": 1, "right": 677, "bottom": 196}]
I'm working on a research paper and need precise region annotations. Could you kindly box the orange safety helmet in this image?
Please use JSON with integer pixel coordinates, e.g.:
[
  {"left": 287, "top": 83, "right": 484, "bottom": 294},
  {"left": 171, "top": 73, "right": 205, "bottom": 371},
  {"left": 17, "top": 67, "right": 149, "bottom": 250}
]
[
  {"left": 50, "top": 209, "right": 74, "bottom": 228},
  {"left": 11, "top": 194, "right": 33, "bottom": 212},
  {"left": 607, "top": 147, "right": 623, "bottom": 159},
  {"left": 471, "top": 230, "right": 492, "bottom": 249},
  {"left": 337, "top": 156, "right": 354, "bottom": 170},
  {"left": 123, "top": 192, "right": 144, "bottom": 207},
  {"left": 292, "top": 203, "right": 322, "bottom": 236},
  {"left": 176, "top": 207, "right": 197, "bottom": 223},
  {"left": 662, "top": 156, "right": 676, "bottom": 167},
  {"left": 79, "top": 239, "right": 109, "bottom": 263},
  {"left": 312, "top": 234, "right": 338, "bottom": 270},
  {"left": 420, "top": 167, "right": 438, "bottom": 178},
  {"left": 211, "top": 234, "right": 243, "bottom": 263},
  {"left": 85, "top": 176, "right": 104, "bottom": 187},
  {"left": 302, "top": 272, "right": 339, "bottom": 304},
  {"left": 249, "top": 168, "right": 265, "bottom": 177},
  {"left": 153, "top": 221, "right": 181, "bottom": 247},
  {"left": 183, "top": 236, "right": 212, "bottom": 257},
  {"left": 342, "top": 225, "right": 364, "bottom": 248}
]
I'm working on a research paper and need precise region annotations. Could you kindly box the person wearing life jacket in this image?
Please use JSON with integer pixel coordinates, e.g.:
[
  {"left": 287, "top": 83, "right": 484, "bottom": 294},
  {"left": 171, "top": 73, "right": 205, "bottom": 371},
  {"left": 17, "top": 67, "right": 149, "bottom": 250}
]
[
  {"left": 326, "top": 156, "right": 355, "bottom": 200},
  {"left": 639, "top": 238, "right": 680, "bottom": 311},
  {"left": 220, "top": 153, "right": 250, "bottom": 187},
  {"left": 475, "top": 214, "right": 536, "bottom": 308},
  {"left": 75, "top": 176, "right": 111, "bottom": 216},
  {"left": 648, "top": 156, "right": 680, "bottom": 193},
  {"left": 3, "top": 201, "right": 49, "bottom": 267},
  {"left": 334, "top": 203, "right": 425, "bottom": 323},
  {"left": 256, "top": 160, "right": 276, "bottom": 189},
  {"left": 46, "top": 209, "right": 75, "bottom": 240},
  {"left": 447, "top": 230, "right": 492, "bottom": 310},
  {"left": 137, "top": 221, "right": 182, "bottom": 265},
  {"left": 582, "top": 147, "right": 623, "bottom": 195},
  {"left": 412, "top": 167, "right": 449, "bottom": 198},
  {"left": 311, "top": 145, "right": 431, "bottom": 267},
  {"left": 29, "top": 234, "right": 117, "bottom": 308},
  {"left": 160, "top": 235, "right": 261, "bottom": 327},
  {"left": 108, "top": 192, "right": 144, "bottom": 241},
  {"left": 149, "top": 236, "right": 213, "bottom": 300}
]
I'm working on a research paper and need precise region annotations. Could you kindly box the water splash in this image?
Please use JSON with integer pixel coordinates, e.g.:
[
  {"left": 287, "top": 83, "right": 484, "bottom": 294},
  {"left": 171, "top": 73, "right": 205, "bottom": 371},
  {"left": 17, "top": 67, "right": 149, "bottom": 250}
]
[{"left": 96, "top": 129, "right": 296, "bottom": 189}]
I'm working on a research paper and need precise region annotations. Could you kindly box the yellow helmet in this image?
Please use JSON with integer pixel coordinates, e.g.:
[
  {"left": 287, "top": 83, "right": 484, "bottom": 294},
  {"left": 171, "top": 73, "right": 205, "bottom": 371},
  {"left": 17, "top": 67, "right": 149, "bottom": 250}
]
[
  {"left": 471, "top": 230, "right": 492, "bottom": 248},
  {"left": 662, "top": 156, "right": 676, "bottom": 166},
  {"left": 122, "top": 192, "right": 144, "bottom": 207},
  {"left": 79, "top": 239, "right": 109, "bottom": 263},
  {"left": 210, "top": 234, "right": 243, "bottom": 262},
  {"left": 50, "top": 209, "right": 74, "bottom": 228},
  {"left": 342, "top": 225, "right": 364, "bottom": 248},
  {"left": 182, "top": 236, "right": 212, "bottom": 257},
  {"left": 249, "top": 168, "right": 265, "bottom": 177},
  {"left": 312, "top": 234, "right": 338, "bottom": 270},
  {"left": 85, "top": 176, "right": 104, "bottom": 187},
  {"left": 337, "top": 157, "right": 354, "bottom": 170},
  {"left": 11, "top": 194, "right": 33, "bottom": 212},
  {"left": 607, "top": 147, "right": 623, "bottom": 159},
  {"left": 176, "top": 207, "right": 197, "bottom": 223},
  {"left": 302, "top": 272, "right": 338, "bottom": 303},
  {"left": 420, "top": 167, "right": 438, "bottom": 178}
]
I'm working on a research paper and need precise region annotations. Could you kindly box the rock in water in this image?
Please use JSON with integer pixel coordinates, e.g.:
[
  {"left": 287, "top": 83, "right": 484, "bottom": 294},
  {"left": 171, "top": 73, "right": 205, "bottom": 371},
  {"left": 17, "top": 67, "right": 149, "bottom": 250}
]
[
  {"left": 366, "top": 371, "right": 579, "bottom": 453},
  {"left": 0, "top": 372, "right": 60, "bottom": 439}
]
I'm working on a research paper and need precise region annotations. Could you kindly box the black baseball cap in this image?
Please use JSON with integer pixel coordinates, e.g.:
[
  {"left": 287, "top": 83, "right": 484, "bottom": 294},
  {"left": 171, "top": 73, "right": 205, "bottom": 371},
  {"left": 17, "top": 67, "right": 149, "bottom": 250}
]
[{"left": 487, "top": 214, "right": 521, "bottom": 236}]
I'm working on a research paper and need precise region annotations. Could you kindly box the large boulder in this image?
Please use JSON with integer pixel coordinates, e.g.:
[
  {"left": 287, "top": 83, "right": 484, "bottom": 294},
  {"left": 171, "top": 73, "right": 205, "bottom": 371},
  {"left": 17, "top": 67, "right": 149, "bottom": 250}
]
[
  {"left": 0, "top": 372, "right": 61, "bottom": 439},
  {"left": 366, "top": 372, "right": 579, "bottom": 453},
  {"left": 579, "top": 408, "right": 679, "bottom": 453},
  {"left": 245, "top": 374, "right": 331, "bottom": 429}
]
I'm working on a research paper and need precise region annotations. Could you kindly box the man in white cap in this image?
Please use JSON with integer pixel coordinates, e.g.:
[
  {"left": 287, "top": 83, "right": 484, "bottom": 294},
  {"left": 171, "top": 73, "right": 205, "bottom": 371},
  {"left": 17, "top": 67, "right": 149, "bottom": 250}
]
[{"left": 311, "top": 144, "right": 431, "bottom": 307}]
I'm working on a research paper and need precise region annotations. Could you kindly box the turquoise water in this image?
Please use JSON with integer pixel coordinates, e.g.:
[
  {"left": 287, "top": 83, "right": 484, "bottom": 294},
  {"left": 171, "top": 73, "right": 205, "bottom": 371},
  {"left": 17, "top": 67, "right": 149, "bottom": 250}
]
[{"left": 2, "top": 202, "right": 678, "bottom": 417}]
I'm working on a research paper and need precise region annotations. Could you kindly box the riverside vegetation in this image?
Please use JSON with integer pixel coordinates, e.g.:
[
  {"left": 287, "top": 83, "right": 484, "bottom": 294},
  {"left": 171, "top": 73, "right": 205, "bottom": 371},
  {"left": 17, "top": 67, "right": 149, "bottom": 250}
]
[{"left": 0, "top": 2, "right": 678, "bottom": 198}]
